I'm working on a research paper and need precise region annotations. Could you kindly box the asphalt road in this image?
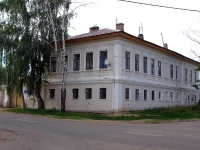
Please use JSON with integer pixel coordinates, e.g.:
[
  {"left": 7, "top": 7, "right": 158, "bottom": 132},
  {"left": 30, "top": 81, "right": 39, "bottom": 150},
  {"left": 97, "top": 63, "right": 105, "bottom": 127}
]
[{"left": 0, "top": 111, "right": 200, "bottom": 150}]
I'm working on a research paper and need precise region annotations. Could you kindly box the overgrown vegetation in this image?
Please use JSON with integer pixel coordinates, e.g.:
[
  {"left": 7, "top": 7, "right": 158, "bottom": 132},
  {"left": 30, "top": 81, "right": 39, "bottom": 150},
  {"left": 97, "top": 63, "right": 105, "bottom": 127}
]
[{"left": 6, "top": 104, "right": 200, "bottom": 123}]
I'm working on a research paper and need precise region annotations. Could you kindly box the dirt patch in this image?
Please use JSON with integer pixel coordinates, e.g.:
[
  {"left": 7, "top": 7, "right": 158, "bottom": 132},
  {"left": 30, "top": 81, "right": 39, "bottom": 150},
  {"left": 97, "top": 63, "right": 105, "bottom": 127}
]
[
  {"left": 0, "top": 129, "right": 18, "bottom": 143},
  {"left": 105, "top": 113, "right": 139, "bottom": 117}
]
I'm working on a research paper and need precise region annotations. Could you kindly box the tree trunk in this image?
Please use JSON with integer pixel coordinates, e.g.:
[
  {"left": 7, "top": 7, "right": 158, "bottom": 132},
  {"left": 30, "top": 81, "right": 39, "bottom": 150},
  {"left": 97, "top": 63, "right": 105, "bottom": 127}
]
[
  {"left": 61, "top": 89, "right": 66, "bottom": 112},
  {"left": 35, "top": 89, "right": 45, "bottom": 109},
  {"left": 21, "top": 87, "right": 26, "bottom": 109}
]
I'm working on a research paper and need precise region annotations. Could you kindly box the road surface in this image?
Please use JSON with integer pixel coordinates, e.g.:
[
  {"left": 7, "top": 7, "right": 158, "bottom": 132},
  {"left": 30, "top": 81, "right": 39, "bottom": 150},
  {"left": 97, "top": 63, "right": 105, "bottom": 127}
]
[{"left": 0, "top": 111, "right": 200, "bottom": 150}]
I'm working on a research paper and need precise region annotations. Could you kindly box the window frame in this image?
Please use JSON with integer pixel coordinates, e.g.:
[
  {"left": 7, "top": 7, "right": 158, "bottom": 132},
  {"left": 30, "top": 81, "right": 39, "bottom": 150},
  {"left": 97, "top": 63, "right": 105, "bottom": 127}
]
[
  {"left": 72, "top": 89, "right": 79, "bottom": 99},
  {"left": 125, "top": 88, "right": 130, "bottom": 100},
  {"left": 144, "top": 90, "right": 147, "bottom": 100},
  {"left": 190, "top": 70, "right": 192, "bottom": 82},
  {"left": 125, "top": 51, "right": 130, "bottom": 70},
  {"left": 170, "top": 92, "right": 174, "bottom": 101},
  {"left": 51, "top": 57, "right": 57, "bottom": 72},
  {"left": 143, "top": 57, "right": 147, "bottom": 73},
  {"left": 152, "top": 90, "right": 155, "bottom": 100},
  {"left": 73, "top": 54, "right": 80, "bottom": 71},
  {"left": 135, "top": 54, "right": 139, "bottom": 71},
  {"left": 135, "top": 89, "right": 140, "bottom": 100},
  {"left": 158, "top": 91, "right": 162, "bottom": 100},
  {"left": 100, "top": 88, "right": 106, "bottom": 99},
  {"left": 185, "top": 69, "right": 187, "bottom": 81},
  {"left": 158, "top": 61, "right": 161, "bottom": 76},
  {"left": 151, "top": 59, "right": 155, "bottom": 75},
  {"left": 170, "top": 64, "right": 173, "bottom": 79},
  {"left": 85, "top": 88, "right": 92, "bottom": 99},
  {"left": 86, "top": 52, "right": 93, "bottom": 70},
  {"left": 99, "top": 51, "right": 107, "bottom": 69},
  {"left": 176, "top": 66, "right": 178, "bottom": 79},
  {"left": 49, "top": 89, "right": 55, "bottom": 99}
]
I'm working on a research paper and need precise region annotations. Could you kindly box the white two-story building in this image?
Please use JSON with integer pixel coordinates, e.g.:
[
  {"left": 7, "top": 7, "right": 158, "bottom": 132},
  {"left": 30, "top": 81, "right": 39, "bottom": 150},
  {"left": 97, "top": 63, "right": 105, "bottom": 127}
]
[{"left": 26, "top": 23, "right": 200, "bottom": 112}]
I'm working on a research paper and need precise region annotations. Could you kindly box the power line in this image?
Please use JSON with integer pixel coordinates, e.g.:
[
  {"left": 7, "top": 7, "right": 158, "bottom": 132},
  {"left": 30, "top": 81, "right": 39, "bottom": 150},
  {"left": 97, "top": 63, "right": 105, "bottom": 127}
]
[{"left": 118, "top": 0, "right": 200, "bottom": 13}]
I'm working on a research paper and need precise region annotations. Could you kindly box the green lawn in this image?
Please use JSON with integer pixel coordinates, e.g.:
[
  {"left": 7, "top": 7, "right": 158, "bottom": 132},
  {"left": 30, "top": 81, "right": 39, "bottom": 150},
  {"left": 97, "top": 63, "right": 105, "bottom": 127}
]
[{"left": 6, "top": 104, "right": 200, "bottom": 123}]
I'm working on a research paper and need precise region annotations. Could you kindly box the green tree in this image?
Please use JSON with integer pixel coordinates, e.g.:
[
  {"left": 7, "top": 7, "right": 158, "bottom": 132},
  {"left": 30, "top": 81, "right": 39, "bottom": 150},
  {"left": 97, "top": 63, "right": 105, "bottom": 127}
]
[{"left": 0, "top": 0, "right": 51, "bottom": 109}]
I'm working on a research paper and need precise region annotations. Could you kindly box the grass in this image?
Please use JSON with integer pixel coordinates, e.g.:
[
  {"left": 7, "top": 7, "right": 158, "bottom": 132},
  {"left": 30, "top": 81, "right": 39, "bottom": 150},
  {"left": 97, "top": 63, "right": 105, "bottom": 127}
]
[{"left": 5, "top": 104, "right": 200, "bottom": 123}]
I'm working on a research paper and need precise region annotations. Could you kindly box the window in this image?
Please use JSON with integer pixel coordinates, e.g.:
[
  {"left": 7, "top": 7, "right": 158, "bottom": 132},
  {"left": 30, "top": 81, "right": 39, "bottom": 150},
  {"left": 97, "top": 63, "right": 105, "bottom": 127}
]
[
  {"left": 143, "top": 57, "right": 147, "bottom": 73},
  {"left": 185, "top": 69, "right": 187, "bottom": 81},
  {"left": 73, "top": 54, "right": 80, "bottom": 71},
  {"left": 125, "top": 88, "right": 130, "bottom": 99},
  {"left": 191, "top": 95, "right": 194, "bottom": 102},
  {"left": 125, "top": 52, "right": 130, "bottom": 69},
  {"left": 85, "top": 88, "right": 92, "bottom": 99},
  {"left": 184, "top": 94, "right": 187, "bottom": 102},
  {"left": 49, "top": 89, "right": 55, "bottom": 98},
  {"left": 190, "top": 70, "right": 192, "bottom": 82},
  {"left": 51, "top": 57, "right": 57, "bottom": 72},
  {"left": 144, "top": 90, "right": 147, "bottom": 100},
  {"left": 176, "top": 66, "right": 178, "bottom": 79},
  {"left": 135, "top": 54, "right": 139, "bottom": 71},
  {"left": 195, "top": 72, "right": 197, "bottom": 83},
  {"left": 72, "top": 89, "right": 78, "bottom": 99},
  {"left": 176, "top": 93, "right": 179, "bottom": 101},
  {"left": 159, "top": 91, "right": 162, "bottom": 100},
  {"left": 195, "top": 95, "right": 197, "bottom": 102},
  {"left": 170, "top": 92, "right": 174, "bottom": 101},
  {"left": 100, "top": 88, "right": 106, "bottom": 99},
  {"left": 170, "top": 65, "right": 173, "bottom": 79},
  {"left": 100, "top": 51, "right": 107, "bottom": 69},
  {"left": 151, "top": 59, "right": 155, "bottom": 75},
  {"left": 158, "top": 61, "right": 161, "bottom": 76},
  {"left": 135, "top": 89, "right": 139, "bottom": 100},
  {"left": 188, "top": 95, "right": 190, "bottom": 102},
  {"left": 152, "top": 91, "right": 155, "bottom": 100},
  {"left": 61, "top": 56, "right": 68, "bottom": 72},
  {"left": 86, "top": 52, "right": 93, "bottom": 70}
]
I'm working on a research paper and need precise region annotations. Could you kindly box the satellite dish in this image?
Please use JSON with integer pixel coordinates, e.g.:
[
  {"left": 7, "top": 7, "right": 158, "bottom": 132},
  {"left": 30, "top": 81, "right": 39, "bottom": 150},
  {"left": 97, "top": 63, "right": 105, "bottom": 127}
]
[{"left": 104, "top": 59, "right": 110, "bottom": 66}]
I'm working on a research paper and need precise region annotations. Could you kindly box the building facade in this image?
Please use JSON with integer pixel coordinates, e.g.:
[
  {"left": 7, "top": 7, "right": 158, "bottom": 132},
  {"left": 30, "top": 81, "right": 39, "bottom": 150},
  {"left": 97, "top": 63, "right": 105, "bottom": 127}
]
[
  {"left": 36, "top": 23, "right": 199, "bottom": 112},
  {"left": 2, "top": 23, "right": 199, "bottom": 112}
]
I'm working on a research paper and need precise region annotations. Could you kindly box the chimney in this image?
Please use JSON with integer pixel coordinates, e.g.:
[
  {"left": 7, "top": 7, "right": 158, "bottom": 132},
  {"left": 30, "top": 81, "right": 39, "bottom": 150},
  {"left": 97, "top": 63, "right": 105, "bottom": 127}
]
[
  {"left": 89, "top": 26, "right": 99, "bottom": 33},
  {"left": 138, "top": 34, "right": 144, "bottom": 40},
  {"left": 163, "top": 43, "right": 168, "bottom": 49},
  {"left": 116, "top": 23, "right": 124, "bottom": 31}
]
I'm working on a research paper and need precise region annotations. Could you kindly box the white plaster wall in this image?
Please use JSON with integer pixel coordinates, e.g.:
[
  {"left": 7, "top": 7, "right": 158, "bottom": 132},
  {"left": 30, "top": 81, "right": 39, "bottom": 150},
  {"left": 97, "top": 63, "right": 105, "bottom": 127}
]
[
  {"left": 44, "top": 82, "right": 113, "bottom": 112},
  {"left": 43, "top": 38, "right": 200, "bottom": 112}
]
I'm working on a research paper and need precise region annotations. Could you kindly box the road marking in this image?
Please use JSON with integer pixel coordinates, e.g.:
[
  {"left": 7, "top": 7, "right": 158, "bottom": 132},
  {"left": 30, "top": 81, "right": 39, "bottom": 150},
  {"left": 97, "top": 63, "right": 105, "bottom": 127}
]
[
  {"left": 124, "top": 132, "right": 164, "bottom": 137},
  {"left": 17, "top": 119, "right": 37, "bottom": 123}
]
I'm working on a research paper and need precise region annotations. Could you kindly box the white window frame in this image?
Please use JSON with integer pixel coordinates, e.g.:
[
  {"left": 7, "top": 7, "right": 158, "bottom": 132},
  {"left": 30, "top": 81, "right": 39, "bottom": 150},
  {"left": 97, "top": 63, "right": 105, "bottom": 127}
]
[
  {"left": 152, "top": 90, "right": 155, "bottom": 100},
  {"left": 125, "top": 51, "right": 130, "bottom": 70},
  {"left": 125, "top": 88, "right": 131, "bottom": 100},
  {"left": 176, "top": 93, "right": 179, "bottom": 101},
  {"left": 170, "top": 92, "right": 174, "bottom": 101},
  {"left": 144, "top": 89, "right": 148, "bottom": 100},
  {"left": 158, "top": 91, "right": 162, "bottom": 100},
  {"left": 135, "top": 89, "right": 140, "bottom": 100}
]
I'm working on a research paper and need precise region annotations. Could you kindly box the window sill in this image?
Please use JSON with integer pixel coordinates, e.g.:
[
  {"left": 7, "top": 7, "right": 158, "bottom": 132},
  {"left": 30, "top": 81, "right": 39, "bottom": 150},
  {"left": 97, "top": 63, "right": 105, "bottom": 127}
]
[
  {"left": 159, "top": 100, "right": 163, "bottom": 101},
  {"left": 125, "top": 99, "right": 131, "bottom": 101}
]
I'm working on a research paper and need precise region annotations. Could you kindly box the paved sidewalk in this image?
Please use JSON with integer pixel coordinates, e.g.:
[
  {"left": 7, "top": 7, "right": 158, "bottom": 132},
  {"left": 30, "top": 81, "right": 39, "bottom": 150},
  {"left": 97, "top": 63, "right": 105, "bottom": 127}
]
[{"left": 0, "top": 107, "right": 9, "bottom": 111}]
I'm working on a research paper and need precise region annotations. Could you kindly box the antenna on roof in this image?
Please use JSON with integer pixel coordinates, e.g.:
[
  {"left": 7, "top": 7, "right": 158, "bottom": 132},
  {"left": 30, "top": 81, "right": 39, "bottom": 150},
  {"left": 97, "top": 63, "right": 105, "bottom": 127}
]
[
  {"left": 139, "top": 27, "right": 140, "bottom": 34},
  {"left": 141, "top": 22, "right": 143, "bottom": 34},
  {"left": 161, "top": 33, "right": 164, "bottom": 45}
]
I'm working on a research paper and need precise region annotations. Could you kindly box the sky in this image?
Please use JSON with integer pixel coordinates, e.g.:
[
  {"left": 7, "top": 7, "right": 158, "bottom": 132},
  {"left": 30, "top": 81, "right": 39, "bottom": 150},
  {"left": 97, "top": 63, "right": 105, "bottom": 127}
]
[{"left": 69, "top": 0, "right": 200, "bottom": 62}]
